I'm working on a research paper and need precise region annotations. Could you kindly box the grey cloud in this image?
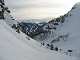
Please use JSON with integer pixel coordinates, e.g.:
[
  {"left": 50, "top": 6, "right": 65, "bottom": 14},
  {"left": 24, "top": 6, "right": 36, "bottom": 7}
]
[{"left": 5, "top": 0, "right": 63, "bottom": 9}]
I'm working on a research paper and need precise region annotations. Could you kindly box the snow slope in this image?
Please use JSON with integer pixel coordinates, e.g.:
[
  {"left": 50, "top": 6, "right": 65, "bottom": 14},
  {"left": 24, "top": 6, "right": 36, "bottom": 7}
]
[
  {"left": 41, "top": 2, "right": 80, "bottom": 58},
  {"left": 54, "top": 2, "right": 80, "bottom": 55},
  {"left": 0, "top": 20, "right": 78, "bottom": 60},
  {"left": 32, "top": 2, "right": 80, "bottom": 59}
]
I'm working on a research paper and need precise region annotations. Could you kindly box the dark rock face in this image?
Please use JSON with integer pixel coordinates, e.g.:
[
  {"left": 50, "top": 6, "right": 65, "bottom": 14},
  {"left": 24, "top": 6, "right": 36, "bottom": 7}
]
[
  {"left": 0, "top": 0, "right": 4, "bottom": 4},
  {"left": 0, "top": 11, "right": 4, "bottom": 19},
  {"left": 0, "top": 0, "right": 4, "bottom": 19},
  {"left": 0, "top": 0, "right": 11, "bottom": 19}
]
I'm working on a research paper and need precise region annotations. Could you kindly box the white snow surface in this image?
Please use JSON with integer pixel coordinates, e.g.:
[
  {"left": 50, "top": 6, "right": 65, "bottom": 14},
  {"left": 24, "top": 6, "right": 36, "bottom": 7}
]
[
  {"left": 0, "top": 20, "right": 78, "bottom": 60},
  {"left": 53, "top": 2, "right": 80, "bottom": 58}
]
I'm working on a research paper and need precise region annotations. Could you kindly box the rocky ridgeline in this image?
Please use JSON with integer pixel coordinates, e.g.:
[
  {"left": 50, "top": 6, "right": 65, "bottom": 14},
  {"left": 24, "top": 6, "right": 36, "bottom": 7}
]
[{"left": 0, "top": 0, "right": 11, "bottom": 19}]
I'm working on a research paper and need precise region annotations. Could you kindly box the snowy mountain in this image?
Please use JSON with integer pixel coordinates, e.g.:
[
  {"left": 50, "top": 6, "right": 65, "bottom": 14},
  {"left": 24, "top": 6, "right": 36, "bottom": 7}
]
[
  {"left": 0, "top": 0, "right": 80, "bottom": 60},
  {"left": 55, "top": 2, "right": 80, "bottom": 55},
  {"left": 0, "top": 19, "right": 77, "bottom": 60},
  {"left": 32, "top": 2, "right": 80, "bottom": 59},
  {"left": 33, "top": 2, "right": 77, "bottom": 41}
]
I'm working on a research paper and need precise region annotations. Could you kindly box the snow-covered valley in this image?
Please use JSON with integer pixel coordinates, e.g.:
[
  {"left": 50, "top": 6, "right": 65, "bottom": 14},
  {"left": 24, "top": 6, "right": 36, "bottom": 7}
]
[
  {"left": 0, "top": 19, "right": 78, "bottom": 60},
  {"left": 0, "top": 0, "right": 80, "bottom": 60}
]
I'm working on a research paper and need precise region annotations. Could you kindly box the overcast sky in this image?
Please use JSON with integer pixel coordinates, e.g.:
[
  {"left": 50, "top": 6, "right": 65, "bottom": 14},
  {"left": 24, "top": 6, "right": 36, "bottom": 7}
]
[{"left": 5, "top": 0, "right": 80, "bottom": 19}]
